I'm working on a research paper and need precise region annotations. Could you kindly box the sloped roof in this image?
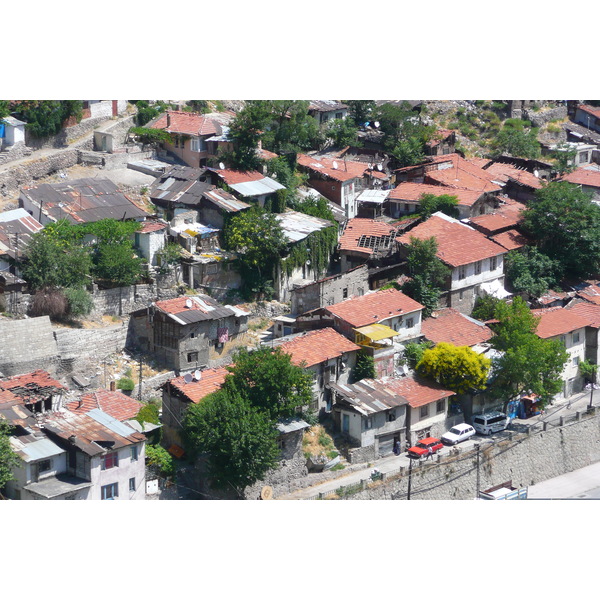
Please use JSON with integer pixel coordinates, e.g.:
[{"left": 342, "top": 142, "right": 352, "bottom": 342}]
[
  {"left": 276, "top": 210, "right": 334, "bottom": 243},
  {"left": 467, "top": 196, "right": 525, "bottom": 234},
  {"left": 397, "top": 212, "right": 507, "bottom": 267},
  {"left": 297, "top": 153, "right": 368, "bottom": 183},
  {"left": 152, "top": 295, "right": 235, "bottom": 324},
  {"left": 308, "top": 101, "right": 348, "bottom": 112},
  {"left": 138, "top": 219, "right": 168, "bottom": 234},
  {"left": 151, "top": 110, "right": 223, "bottom": 136},
  {"left": 389, "top": 181, "right": 484, "bottom": 207},
  {"left": 484, "top": 162, "right": 544, "bottom": 189},
  {"left": 339, "top": 218, "right": 398, "bottom": 255},
  {"left": 577, "top": 104, "right": 600, "bottom": 120},
  {"left": 562, "top": 166, "right": 600, "bottom": 189},
  {"left": 65, "top": 390, "right": 143, "bottom": 422},
  {"left": 566, "top": 300, "right": 600, "bottom": 328},
  {"left": 378, "top": 375, "right": 456, "bottom": 408},
  {"left": 0, "top": 369, "right": 66, "bottom": 405},
  {"left": 423, "top": 154, "right": 502, "bottom": 193},
  {"left": 276, "top": 328, "right": 361, "bottom": 368},
  {"left": 422, "top": 308, "right": 493, "bottom": 347},
  {"left": 167, "top": 366, "right": 230, "bottom": 404},
  {"left": 574, "top": 281, "right": 600, "bottom": 305},
  {"left": 208, "top": 168, "right": 285, "bottom": 196},
  {"left": 490, "top": 229, "right": 529, "bottom": 251},
  {"left": 0, "top": 208, "right": 43, "bottom": 258},
  {"left": 324, "top": 288, "right": 424, "bottom": 328},
  {"left": 533, "top": 307, "right": 590, "bottom": 338}
]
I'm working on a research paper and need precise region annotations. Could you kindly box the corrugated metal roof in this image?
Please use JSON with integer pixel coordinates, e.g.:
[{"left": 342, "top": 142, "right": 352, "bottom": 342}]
[
  {"left": 13, "top": 436, "right": 65, "bottom": 462},
  {"left": 86, "top": 408, "right": 140, "bottom": 439},
  {"left": 276, "top": 210, "right": 334, "bottom": 243},
  {"left": 356, "top": 189, "right": 390, "bottom": 204},
  {"left": 229, "top": 177, "right": 285, "bottom": 197},
  {"left": 276, "top": 418, "right": 310, "bottom": 434}
]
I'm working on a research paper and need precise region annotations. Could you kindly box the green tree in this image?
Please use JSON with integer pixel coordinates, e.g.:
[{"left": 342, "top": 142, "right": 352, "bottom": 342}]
[
  {"left": 221, "top": 346, "right": 314, "bottom": 420},
  {"left": 401, "top": 237, "right": 450, "bottom": 318},
  {"left": 0, "top": 101, "right": 10, "bottom": 120},
  {"left": 182, "top": 389, "right": 280, "bottom": 495},
  {"left": 93, "top": 243, "right": 144, "bottom": 287},
  {"left": 488, "top": 296, "right": 568, "bottom": 406},
  {"left": 352, "top": 349, "right": 376, "bottom": 382},
  {"left": 553, "top": 143, "right": 578, "bottom": 175},
  {"left": 493, "top": 118, "right": 541, "bottom": 159},
  {"left": 145, "top": 444, "right": 176, "bottom": 478},
  {"left": 471, "top": 295, "right": 504, "bottom": 321},
  {"left": 11, "top": 101, "right": 83, "bottom": 138},
  {"left": 505, "top": 247, "right": 560, "bottom": 299},
  {"left": 343, "top": 100, "right": 376, "bottom": 126},
  {"left": 226, "top": 101, "right": 272, "bottom": 170},
  {"left": 0, "top": 420, "right": 19, "bottom": 490},
  {"left": 223, "top": 207, "right": 287, "bottom": 298},
  {"left": 325, "top": 118, "right": 359, "bottom": 148},
  {"left": 156, "top": 242, "right": 182, "bottom": 277},
  {"left": 416, "top": 342, "right": 491, "bottom": 394},
  {"left": 521, "top": 181, "right": 600, "bottom": 279},
  {"left": 419, "top": 193, "right": 459, "bottom": 219},
  {"left": 63, "top": 287, "right": 94, "bottom": 318},
  {"left": 401, "top": 340, "right": 434, "bottom": 370},
  {"left": 133, "top": 100, "right": 171, "bottom": 126}
]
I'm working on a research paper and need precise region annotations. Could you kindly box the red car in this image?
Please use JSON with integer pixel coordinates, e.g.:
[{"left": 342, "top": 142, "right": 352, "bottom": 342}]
[{"left": 406, "top": 437, "right": 443, "bottom": 459}]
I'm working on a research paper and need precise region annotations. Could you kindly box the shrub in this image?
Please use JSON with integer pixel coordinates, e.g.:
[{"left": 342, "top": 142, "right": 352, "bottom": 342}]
[
  {"left": 117, "top": 377, "right": 135, "bottom": 392},
  {"left": 146, "top": 444, "right": 176, "bottom": 478},
  {"left": 64, "top": 287, "right": 94, "bottom": 318},
  {"left": 29, "top": 288, "right": 68, "bottom": 320}
]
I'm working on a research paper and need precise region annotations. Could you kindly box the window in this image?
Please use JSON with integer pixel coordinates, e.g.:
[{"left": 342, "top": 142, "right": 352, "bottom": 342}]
[
  {"left": 336, "top": 112, "right": 343, "bottom": 119},
  {"left": 131, "top": 446, "right": 138, "bottom": 462},
  {"left": 436, "top": 399, "right": 445, "bottom": 414},
  {"left": 458, "top": 265, "right": 466, "bottom": 280},
  {"left": 101, "top": 452, "right": 119, "bottom": 470},
  {"left": 580, "top": 152, "right": 589, "bottom": 164},
  {"left": 190, "top": 137, "right": 200, "bottom": 152},
  {"left": 388, "top": 410, "right": 396, "bottom": 422},
  {"left": 420, "top": 405, "right": 429, "bottom": 419},
  {"left": 187, "top": 352, "right": 199, "bottom": 363},
  {"left": 37, "top": 459, "right": 52, "bottom": 473},
  {"left": 101, "top": 483, "right": 119, "bottom": 500},
  {"left": 573, "top": 356, "right": 580, "bottom": 366},
  {"left": 406, "top": 317, "right": 414, "bottom": 329},
  {"left": 129, "top": 478, "right": 136, "bottom": 492},
  {"left": 474, "top": 261, "right": 482, "bottom": 275},
  {"left": 343, "top": 288, "right": 348, "bottom": 299},
  {"left": 459, "top": 289, "right": 464, "bottom": 300},
  {"left": 573, "top": 332, "right": 580, "bottom": 344},
  {"left": 490, "top": 256, "right": 497, "bottom": 271}
]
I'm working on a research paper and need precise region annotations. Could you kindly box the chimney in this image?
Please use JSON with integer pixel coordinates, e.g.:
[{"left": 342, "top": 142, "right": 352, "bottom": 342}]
[
  {"left": 167, "top": 112, "right": 171, "bottom": 128},
  {"left": 110, "top": 380, "right": 116, "bottom": 392}
]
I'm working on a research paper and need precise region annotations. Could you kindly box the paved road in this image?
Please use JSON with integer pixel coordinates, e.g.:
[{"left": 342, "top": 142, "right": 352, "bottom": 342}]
[{"left": 528, "top": 461, "right": 600, "bottom": 499}]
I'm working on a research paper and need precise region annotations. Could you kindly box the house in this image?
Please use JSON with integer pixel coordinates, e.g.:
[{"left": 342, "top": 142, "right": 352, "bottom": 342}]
[
  {"left": 289, "top": 263, "right": 370, "bottom": 316},
  {"left": 328, "top": 374, "right": 455, "bottom": 461},
  {"left": 206, "top": 167, "right": 286, "bottom": 207},
  {"left": 546, "top": 142, "right": 596, "bottom": 169},
  {"left": 566, "top": 300, "right": 600, "bottom": 366},
  {"left": 82, "top": 100, "right": 127, "bottom": 120},
  {"left": 296, "top": 288, "right": 424, "bottom": 379},
  {"left": 127, "top": 295, "right": 250, "bottom": 372},
  {"left": 421, "top": 308, "right": 494, "bottom": 349},
  {"left": 573, "top": 104, "right": 600, "bottom": 134},
  {"left": 296, "top": 154, "right": 389, "bottom": 219},
  {"left": 161, "top": 366, "right": 230, "bottom": 447},
  {"left": 425, "top": 129, "right": 456, "bottom": 156},
  {"left": 0, "top": 208, "right": 43, "bottom": 277},
  {"left": 533, "top": 307, "right": 590, "bottom": 398},
  {"left": 387, "top": 181, "right": 497, "bottom": 220},
  {"left": 274, "top": 210, "right": 337, "bottom": 302},
  {"left": 65, "top": 389, "right": 144, "bottom": 422},
  {"left": 149, "top": 110, "right": 234, "bottom": 168},
  {"left": 270, "top": 327, "right": 361, "bottom": 415},
  {"left": 19, "top": 178, "right": 150, "bottom": 226},
  {"left": 467, "top": 196, "right": 525, "bottom": 237},
  {"left": 338, "top": 218, "right": 401, "bottom": 272},
  {"left": 482, "top": 160, "right": 544, "bottom": 203},
  {"left": 0, "top": 370, "right": 67, "bottom": 415},
  {"left": 134, "top": 218, "right": 169, "bottom": 266},
  {"left": 3, "top": 408, "right": 147, "bottom": 500},
  {"left": 572, "top": 280, "right": 600, "bottom": 306},
  {"left": 0, "top": 317, "right": 60, "bottom": 377},
  {"left": 307, "top": 101, "right": 349, "bottom": 124},
  {"left": 397, "top": 212, "right": 509, "bottom": 314},
  {"left": 562, "top": 165, "right": 600, "bottom": 202},
  {"left": 0, "top": 116, "right": 26, "bottom": 150},
  {"left": 355, "top": 189, "right": 390, "bottom": 219}
]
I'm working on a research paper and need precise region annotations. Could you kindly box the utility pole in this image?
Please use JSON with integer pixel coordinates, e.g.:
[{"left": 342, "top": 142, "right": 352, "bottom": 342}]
[
  {"left": 588, "top": 366, "right": 597, "bottom": 410},
  {"left": 138, "top": 356, "right": 143, "bottom": 403},
  {"left": 475, "top": 444, "right": 481, "bottom": 499},
  {"left": 407, "top": 457, "right": 413, "bottom": 500}
]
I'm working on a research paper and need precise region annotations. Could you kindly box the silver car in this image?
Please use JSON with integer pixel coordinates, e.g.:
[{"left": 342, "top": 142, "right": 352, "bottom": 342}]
[{"left": 441, "top": 423, "right": 476, "bottom": 445}]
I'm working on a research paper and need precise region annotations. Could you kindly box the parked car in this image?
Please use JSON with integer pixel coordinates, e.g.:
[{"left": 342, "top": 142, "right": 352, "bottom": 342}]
[
  {"left": 472, "top": 411, "right": 509, "bottom": 435},
  {"left": 407, "top": 437, "right": 443, "bottom": 459},
  {"left": 441, "top": 423, "right": 476, "bottom": 445}
]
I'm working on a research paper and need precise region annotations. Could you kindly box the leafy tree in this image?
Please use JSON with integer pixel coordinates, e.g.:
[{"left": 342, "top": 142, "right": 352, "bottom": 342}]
[
  {"left": 505, "top": 248, "right": 560, "bottom": 299},
  {"left": 93, "top": 243, "right": 145, "bottom": 287},
  {"left": 325, "top": 118, "right": 359, "bottom": 148},
  {"left": 289, "top": 194, "right": 335, "bottom": 223},
  {"left": 343, "top": 100, "right": 376, "bottom": 127},
  {"left": 63, "top": 287, "right": 94, "bottom": 318},
  {"left": 182, "top": 389, "right": 280, "bottom": 495},
  {"left": 221, "top": 346, "right": 314, "bottom": 420},
  {"left": 136, "top": 403, "right": 160, "bottom": 426},
  {"left": 117, "top": 377, "right": 135, "bottom": 392},
  {"left": 579, "top": 359, "right": 598, "bottom": 384},
  {"left": 0, "top": 101, "right": 10, "bottom": 120},
  {"left": 553, "top": 143, "right": 578, "bottom": 175},
  {"left": 223, "top": 207, "right": 287, "bottom": 297},
  {"left": 145, "top": 444, "right": 176, "bottom": 478},
  {"left": 416, "top": 342, "right": 491, "bottom": 394},
  {"left": 401, "top": 237, "right": 450, "bottom": 318},
  {"left": 156, "top": 242, "right": 182, "bottom": 277},
  {"left": 133, "top": 100, "right": 171, "bottom": 126},
  {"left": 352, "top": 349, "right": 376, "bottom": 382},
  {"left": 225, "top": 101, "right": 272, "bottom": 170},
  {"left": 471, "top": 295, "right": 504, "bottom": 321},
  {"left": 186, "top": 100, "right": 210, "bottom": 114},
  {"left": 488, "top": 296, "right": 569, "bottom": 406},
  {"left": 261, "top": 100, "right": 322, "bottom": 154},
  {"left": 521, "top": 181, "right": 600, "bottom": 279},
  {"left": 492, "top": 118, "right": 541, "bottom": 159},
  {"left": 419, "top": 193, "right": 459, "bottom": 219},
  {"left": 401, "top": 340, "right": 434, "bottom": 370},
  {"left": 129, "top": 126, "right": 172, "bottom": 145},
  {"left": 0, "top": 420, "right": 19, "bottom": 490},
  {"left": 10, "top": 101, "right": 83, "bottom": 138}
]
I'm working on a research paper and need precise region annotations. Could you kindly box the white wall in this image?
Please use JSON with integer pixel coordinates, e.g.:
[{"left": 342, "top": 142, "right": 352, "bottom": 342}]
[
  {"left": 90, "top": 442, "right": 146, "bottom": 500},
  {"left": 386, "top": 309, "right": 422, "bottom": 342},
  {"left": 450, "top": 254, "right": 505, "bottom": 291}
]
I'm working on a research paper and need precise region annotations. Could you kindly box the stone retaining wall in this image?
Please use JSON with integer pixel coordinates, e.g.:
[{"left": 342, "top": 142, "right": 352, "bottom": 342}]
[
  {"left": 132, "top": 370, "right": 176, "bottom": 403},
  {"left": 524, "top": 106, "right": 568, "bottom": 128}
]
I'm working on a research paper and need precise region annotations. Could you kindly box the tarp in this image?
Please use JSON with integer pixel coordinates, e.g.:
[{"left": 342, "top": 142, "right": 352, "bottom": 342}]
[
  {"left": 481, "top": 279, "right": 511, "bottom": 299},
  {"left": 354, "top": 323, "right": 399, "bottom": 341}
]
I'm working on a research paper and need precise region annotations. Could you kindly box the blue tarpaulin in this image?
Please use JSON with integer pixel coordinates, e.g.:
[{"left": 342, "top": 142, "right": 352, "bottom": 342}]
[{"left": 0, "top": 123, "right": 5, "bottom": 138}]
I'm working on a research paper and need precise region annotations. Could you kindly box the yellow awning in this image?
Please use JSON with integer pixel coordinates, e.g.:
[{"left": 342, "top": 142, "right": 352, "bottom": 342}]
[{"left": 354, "top": 323, "right": 399, "bottom": 341}]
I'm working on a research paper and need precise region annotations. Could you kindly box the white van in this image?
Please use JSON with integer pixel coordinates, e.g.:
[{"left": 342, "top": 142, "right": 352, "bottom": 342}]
[{"left": 472, "top": 411, "right": 509, "bottom": 435}]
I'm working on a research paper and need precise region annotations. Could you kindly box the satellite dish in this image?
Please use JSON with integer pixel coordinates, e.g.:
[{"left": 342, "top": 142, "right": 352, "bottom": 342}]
[
  {"left": 194, "top": 370, "right": 202, "bottom": 381},
  {"left": 184, "top": 373, "right": 193, "bottom": 384},
  {"left": 377, "top": 163, "right": 383, "bottom": 171},
  {"left": 332, "top": 161, "right": 339, "bottom": 170},
  {"left": 260, "top": 486, "right": 273, "bottom": 500},
  {"left": 374, "top": 121, "right": 380, "bottom": 128},
  {"left": 185, "top": 298, "right": 193, "bottom": 308},
  {"left": 218, "top": 162, "right": 225, "bottom": 170}
]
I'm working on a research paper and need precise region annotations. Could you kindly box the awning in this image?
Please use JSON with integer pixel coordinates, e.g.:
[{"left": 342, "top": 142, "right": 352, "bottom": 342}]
[
  {"left": 480, "top": 280, "right": 511, "bottom": 299},
  {"left": 354, "top": 323, "right": 399, "bottom": 341}
]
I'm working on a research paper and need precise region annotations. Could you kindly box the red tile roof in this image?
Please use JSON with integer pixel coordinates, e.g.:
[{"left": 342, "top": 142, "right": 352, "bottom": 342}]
[
  {"left": 578, "top": 104, "right": 600, "bottom": 120},
  {"left": 562, "top": 166, "right": 600, "bottom": 189},
  {"left": 484, "top": 162, "right": 543, "bottom": 189},
  {"left": 421, "top": 154, "right": 501, "bottom": 193},
  {"left": 139, "top": 220, "right": 168, "bottom": 234},
  {"left": 258, "top": 148, "right": 279, "bottom": 160},
  {"left": 397, "top": 213, "right": 506, "bottom": 267},
  {"left": 490, "top": 229, "right": 529, "bottom": 251},
  {"left": 297, "top": 153, "right": 368, "bottom": 183},
  {"left": 425, "top": 129, "right": 455, "bottom": 148},
  {"left": 0, "top": 370, "right": 66, "bottom": 405},
  {"left": 277, "top": 328, "right": 361, "bottom": 368},
  {"left": 537, "top": 289, "right": 569, "bottom": 306},
  {"left": 212, "top": 168, "right": 267, "bottom": 185},
  {"left": 389, "top": 181, "right": 484, "bottom": 207},
  {"left": 155, "top": 296, "right": 212, "bottom": 315},
  {"left": 151, "top": 110, "right": 221, "bottom": 136},
  {"left": 168, "top": 366, "right": 229, "bottom": 404},
  {"left": 379, "top": 375, "right": 455, "bottom": 408},
  {"left": 339, "top": 218, "right": 398, "bottom": 255},
  {"left": 533, "top": 307, "right": 590, "bottom": 338},
  {"left": 422, "top": 308, "right": 493, "bottom": 347},
  {"left": 325, "top": 288, "right": 424, "bottom": 328},
  {"left": 575, "top": 281, "right": 600, "bottom": 305},
  {"left": 566, "top": 301, "right": 600, "bottom": 328},
  {"left": 65, "top": 390, "right": 143, "bottom": 422},
  {"left": 467, "top": 196, "right": 525, "bottom": 234}
]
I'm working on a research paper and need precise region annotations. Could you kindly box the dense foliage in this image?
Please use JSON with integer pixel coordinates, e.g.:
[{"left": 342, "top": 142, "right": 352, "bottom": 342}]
[
  {"left": 10, "top": 101, "right": 83, "bottom": 138},
  {"left": 352, "top": 349, "right": 377, "bottom": 382},
  {"left": 343, "top": 100, "right": 376, "bottom": 127},
  {"left": 401, "top": 340, "right": 434, "bottom": 370},
  {"left": 492, "top": 118, "right": 541, "bottom": 159},
  {"left": 145, "top": 444, "right": 176, "bottom": 478},
  {"left": 0, "top": 420, "right": 19, "bottom": 490},
  {"left": 133, "top": 100, "right": 172, "bottom": 126},
  {"left": 505, "top": 248, "right": 560, "bottom": 299},
  {"left": 419, "top": 193, "right": 459, "bottom": 219}
]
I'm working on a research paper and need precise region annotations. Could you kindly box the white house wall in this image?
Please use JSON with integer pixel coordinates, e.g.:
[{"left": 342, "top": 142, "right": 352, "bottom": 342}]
[
  {"left": 450, "top": 255, "right": 505, "bottom": 292},
  {"left": 90, "top": 442, "right": 146, "bottom": 500}
]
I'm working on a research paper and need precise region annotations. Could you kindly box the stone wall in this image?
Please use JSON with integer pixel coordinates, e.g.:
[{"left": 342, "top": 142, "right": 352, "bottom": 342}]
[
  {"left": 89, "top": 282, "right": 179, "bottom": 318},
  {"left": 132, "top": 370, "right": 176, "bottom": 403},
  {"left": 0, "top": 143, "right": 33, "bottom": 167},
  {"left": 26, "top": 115, "right": 116, "bottom": 151},
  {"left": 524, "top": 105, "right": 568, "bottom": 128},
  {"left": 317, "top": 409, "right": 600, "bottom": 500}
]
